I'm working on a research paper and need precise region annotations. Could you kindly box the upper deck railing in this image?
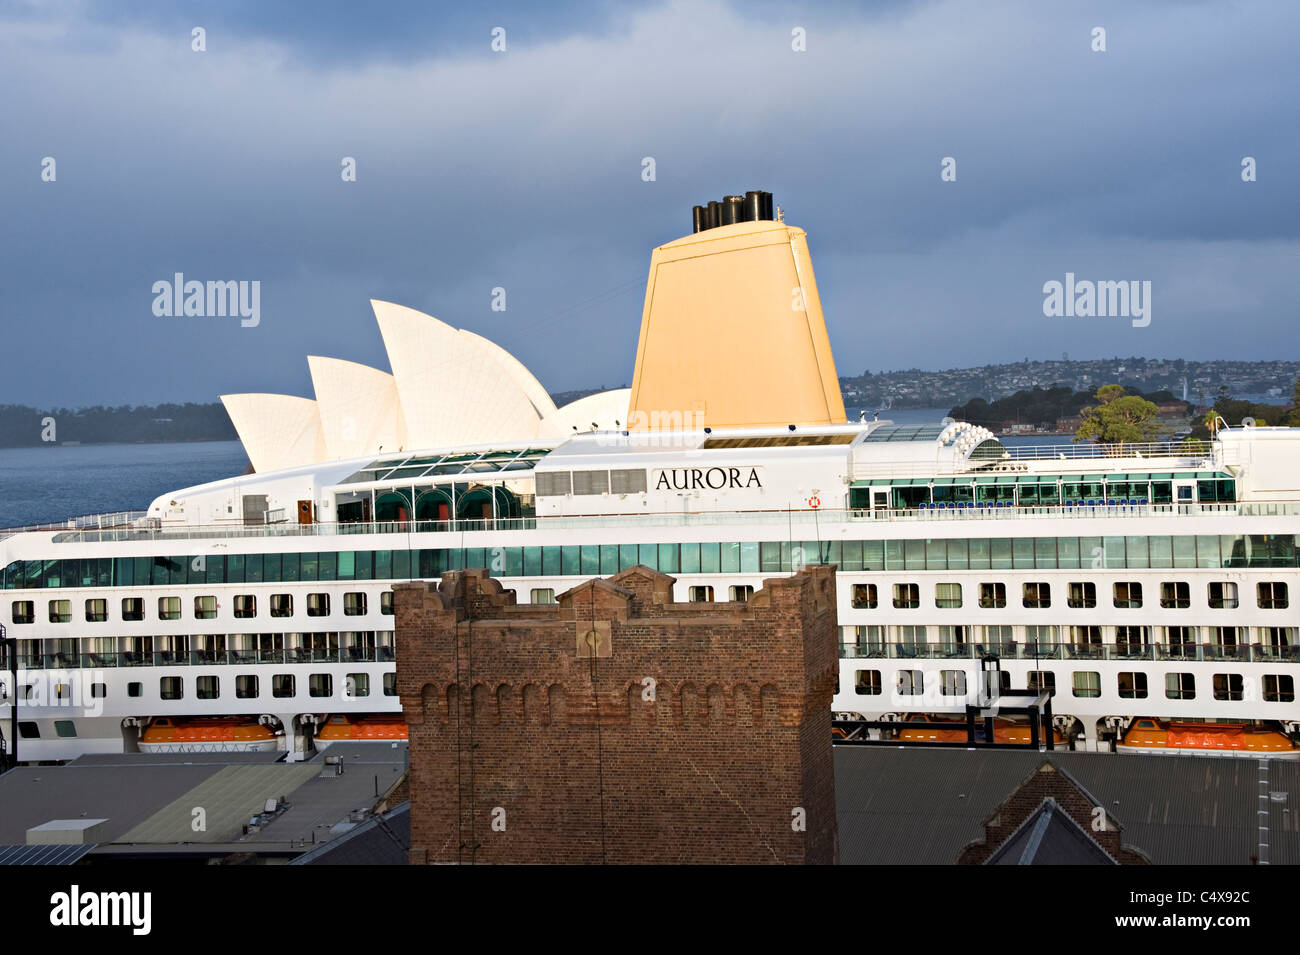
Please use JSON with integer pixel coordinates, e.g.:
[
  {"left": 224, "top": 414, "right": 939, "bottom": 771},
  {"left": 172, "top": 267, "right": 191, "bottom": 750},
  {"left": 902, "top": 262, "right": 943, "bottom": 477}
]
[
  {"left": 996, "top": 439, "right": 1214, "bottom": 462},
  {"left": 25, "top": 500, "right": 1300, "bottom": 545},
  {"left": 0, "top": 511, "right": 149, "bottom": 542}
]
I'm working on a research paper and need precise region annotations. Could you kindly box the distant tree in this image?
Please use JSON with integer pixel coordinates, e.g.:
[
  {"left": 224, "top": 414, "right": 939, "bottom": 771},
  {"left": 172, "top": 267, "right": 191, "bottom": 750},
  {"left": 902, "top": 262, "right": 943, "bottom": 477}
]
[
  {"left": 1292, "top": 376, "right": 1300, "bottom": 426},
  {"left": 1074, "top": 385, "right": 1163, "bottom": 448},
  {"left": 1203, "top": 410, "right": 1221, "bottom": 437},
  {"left": 1094, "top": 384, "right": 1126, "bottom": 405}
]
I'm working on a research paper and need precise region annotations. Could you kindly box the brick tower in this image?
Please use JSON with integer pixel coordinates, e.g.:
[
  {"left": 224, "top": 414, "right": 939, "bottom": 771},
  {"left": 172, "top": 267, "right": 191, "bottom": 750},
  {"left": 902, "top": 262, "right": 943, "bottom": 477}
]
[{"left": 395, "top": 564, "right": 839, "bottom": 864}]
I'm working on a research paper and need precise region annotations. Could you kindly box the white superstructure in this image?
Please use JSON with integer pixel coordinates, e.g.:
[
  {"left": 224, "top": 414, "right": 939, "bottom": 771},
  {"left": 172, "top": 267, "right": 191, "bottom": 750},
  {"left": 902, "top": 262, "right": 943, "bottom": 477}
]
[
  {"left": 3, "top": 419, "right": 1298, "bottom": 760},
  {"left": 3, "top": 197, "right": 1296, "bottom": 760}
]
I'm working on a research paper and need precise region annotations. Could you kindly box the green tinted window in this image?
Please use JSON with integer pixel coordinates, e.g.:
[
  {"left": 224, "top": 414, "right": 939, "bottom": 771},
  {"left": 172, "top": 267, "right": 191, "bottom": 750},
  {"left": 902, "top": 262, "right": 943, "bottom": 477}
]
[
  {"left": 638, "top": 544, "right": 658, "bottom": 571},
  {"left": 720, "top": 541, "right": 741, "bottom": 573},
  {"left": 701, "top": 543, "right": 720, "bottom": 574}
]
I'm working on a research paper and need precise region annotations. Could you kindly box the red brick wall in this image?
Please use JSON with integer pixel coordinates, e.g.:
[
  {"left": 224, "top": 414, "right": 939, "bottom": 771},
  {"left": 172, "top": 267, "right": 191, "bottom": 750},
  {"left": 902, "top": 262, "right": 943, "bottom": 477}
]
[{"left": 396, "top": 564, "right": 839, "bottom": 864}]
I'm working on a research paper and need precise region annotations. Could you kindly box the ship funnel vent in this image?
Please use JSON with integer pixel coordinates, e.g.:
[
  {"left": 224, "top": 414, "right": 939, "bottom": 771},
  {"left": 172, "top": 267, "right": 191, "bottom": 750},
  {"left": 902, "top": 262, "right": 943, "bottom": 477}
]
[{"left": 691, "top": 190, "right": 774, "bottom": 233}]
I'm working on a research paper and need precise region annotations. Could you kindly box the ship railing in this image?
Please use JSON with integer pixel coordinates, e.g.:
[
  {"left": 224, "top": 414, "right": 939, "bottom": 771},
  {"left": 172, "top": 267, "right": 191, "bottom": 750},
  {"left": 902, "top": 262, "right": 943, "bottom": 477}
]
[
  {"left": 0, "top": 510, "right": 154, "bottom": 542},
  {"left": 847, "top": 502, "right": 1261, "bottom": 521},
  {"left": 43, "top": 499, "right": 1300, "bottom": 545},
  {"left": 996, "top": 440, "right": 1215, "bottom": 461},
  {"left": 838, "top": 642, "right": 1299, "bottom": 663},
  {"left": 10, "top": 647, "right": 395, "bottom": 669}
]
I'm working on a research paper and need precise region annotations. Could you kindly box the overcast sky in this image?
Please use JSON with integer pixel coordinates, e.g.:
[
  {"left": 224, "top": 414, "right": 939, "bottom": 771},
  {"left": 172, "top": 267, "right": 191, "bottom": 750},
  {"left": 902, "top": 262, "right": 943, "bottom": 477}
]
[{"left": 2, "top": 0, "right": 1297, "bottom": 407}]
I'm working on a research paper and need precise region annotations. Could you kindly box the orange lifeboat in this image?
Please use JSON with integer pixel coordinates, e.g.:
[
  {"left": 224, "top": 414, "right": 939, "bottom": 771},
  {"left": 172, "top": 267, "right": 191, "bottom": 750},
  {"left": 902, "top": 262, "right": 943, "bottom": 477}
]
[
  {"left": 314, "top": 714, "right": 409, "bottom": 747},
  {"left": 1117, "top": 718, "right": 1299, "bottom": 759},
  {"left": 896, "top": 714, "right": 1069, "bottom": 746},
  {"left": 139, "top": 717, "right": 279, "bottom": 753},
  {"left": 896, "top": 714, "right": 968, "bottom": 742}
]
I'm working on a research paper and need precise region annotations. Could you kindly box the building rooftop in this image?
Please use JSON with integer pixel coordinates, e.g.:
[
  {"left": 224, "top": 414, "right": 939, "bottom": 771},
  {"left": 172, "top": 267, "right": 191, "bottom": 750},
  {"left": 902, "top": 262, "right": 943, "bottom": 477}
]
[
  {"left": 0, "top": 744, "right": 408, "bottom": 860},
  {"left": 835, "top": 747, "right": 1299, "bottom": 865}
]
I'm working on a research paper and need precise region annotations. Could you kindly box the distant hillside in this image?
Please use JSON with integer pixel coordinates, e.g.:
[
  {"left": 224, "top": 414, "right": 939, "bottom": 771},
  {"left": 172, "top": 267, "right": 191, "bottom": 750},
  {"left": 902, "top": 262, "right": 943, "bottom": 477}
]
[
  {"left": 950, "top": 386, "right": 1191, "bottom": 431},
  {"left": 0, "top": 403, "right": 237, "bottom": 448},
  {"left": 839, "top": 357, "right": 1299, "bottom": 410}
]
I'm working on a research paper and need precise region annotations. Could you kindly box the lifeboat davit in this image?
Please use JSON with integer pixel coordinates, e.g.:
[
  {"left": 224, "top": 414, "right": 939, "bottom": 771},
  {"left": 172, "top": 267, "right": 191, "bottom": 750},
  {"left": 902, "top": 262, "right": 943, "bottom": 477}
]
[
  {"left": 1117, "top": 718, "right": 1300, "bottom": 759},
  {"left": 138, "top": 716, "right": 279, "bottom": 753},
  {"left": 314, "top": 714, "right": 409, "bottom": 747}
]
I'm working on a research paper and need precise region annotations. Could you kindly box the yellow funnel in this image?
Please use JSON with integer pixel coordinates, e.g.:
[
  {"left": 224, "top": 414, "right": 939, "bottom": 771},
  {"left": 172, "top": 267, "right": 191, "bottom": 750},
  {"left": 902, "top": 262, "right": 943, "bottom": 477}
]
[{"left": 627, "top": 219, "right": 847, "bottom": 431}]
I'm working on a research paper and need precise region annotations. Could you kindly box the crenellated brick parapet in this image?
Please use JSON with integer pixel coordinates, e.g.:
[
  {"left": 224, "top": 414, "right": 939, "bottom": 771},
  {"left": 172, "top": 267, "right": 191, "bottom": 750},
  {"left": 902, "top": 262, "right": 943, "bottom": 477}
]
[{"left": 396, "top": 564, "right": 839, "bottom": 865}]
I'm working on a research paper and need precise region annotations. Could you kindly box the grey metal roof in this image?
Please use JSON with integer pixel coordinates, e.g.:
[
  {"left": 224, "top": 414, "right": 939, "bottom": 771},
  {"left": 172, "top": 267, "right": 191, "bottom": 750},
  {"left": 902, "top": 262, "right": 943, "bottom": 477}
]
[
  {"left": 67, "top": 751, "right": 283, "bottom": 767},
  {"left": 0, "top": 844, "right": 96, "bottom": 865},
  {"left": 0, "top": 744, "right": 409, "bottom": 855},
  {"left": 289, "top": 801, "right": 410, "bottom": 865},
  {"left": 118, "top": 763, "right": 322, "bottom": 843},
  {"left": 0, "top": 763, "right": 227, "bottom": 845},
  {"left": 834, "top": 747, "right": 1300, "bottom": 865},
  {"left": 242, "top": 743, "right": 408, "bottom": 846}
]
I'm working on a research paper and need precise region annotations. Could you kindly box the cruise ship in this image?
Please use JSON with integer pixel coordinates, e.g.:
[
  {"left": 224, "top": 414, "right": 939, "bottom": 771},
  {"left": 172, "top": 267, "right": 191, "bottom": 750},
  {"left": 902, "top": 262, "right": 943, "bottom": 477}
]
[{"left": 3, "top": 191, "right": 1297, "bottom": 762}]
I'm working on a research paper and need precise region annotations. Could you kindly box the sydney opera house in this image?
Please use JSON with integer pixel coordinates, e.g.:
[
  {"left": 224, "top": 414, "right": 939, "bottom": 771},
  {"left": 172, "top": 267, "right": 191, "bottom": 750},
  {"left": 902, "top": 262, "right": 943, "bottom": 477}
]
[{"left": 220, "top": 301, "right": 634, "bottom": 475}]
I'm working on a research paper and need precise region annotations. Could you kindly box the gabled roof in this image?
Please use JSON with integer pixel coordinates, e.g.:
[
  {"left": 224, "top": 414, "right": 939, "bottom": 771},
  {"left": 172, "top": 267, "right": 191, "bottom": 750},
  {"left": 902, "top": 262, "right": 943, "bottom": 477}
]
[{"left": 985, "top": 796, "right": 1118, "bottom": 865}]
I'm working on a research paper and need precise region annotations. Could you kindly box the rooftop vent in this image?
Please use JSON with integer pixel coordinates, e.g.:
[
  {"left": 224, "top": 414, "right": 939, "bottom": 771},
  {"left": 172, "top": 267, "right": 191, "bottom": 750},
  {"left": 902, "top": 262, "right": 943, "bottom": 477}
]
[{"left": 691, "top": 190, "right": 774, "bottom": 233}]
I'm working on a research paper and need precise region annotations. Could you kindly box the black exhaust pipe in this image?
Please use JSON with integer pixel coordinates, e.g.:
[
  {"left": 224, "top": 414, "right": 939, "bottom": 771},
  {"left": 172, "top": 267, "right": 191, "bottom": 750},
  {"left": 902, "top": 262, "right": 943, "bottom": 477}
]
[
  {"left": 693, "top": 190, "right": 776, "bottom": 231},
  {"left": 720, "top": 195, "right": 744, "bottom": 225}
]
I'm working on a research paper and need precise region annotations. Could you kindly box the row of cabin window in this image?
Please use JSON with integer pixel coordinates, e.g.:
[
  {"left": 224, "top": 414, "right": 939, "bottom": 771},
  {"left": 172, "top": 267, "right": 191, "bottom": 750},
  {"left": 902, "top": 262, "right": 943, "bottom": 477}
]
[
  {"left": 849, "top": 669, "right": 1295, "bottom": 702},
  {"left": 9, "top": 586, "right": 740, "bottom": 624},
  {"left": 19, "top": 631, "right": 392, "bottom": 657},
  {"left": 10, "top": 590, "right": 392, "bottom": 625},
  {"left": 851, "top": 580, "right": 1288, "bottom": 610},
  {"left": 841, "top": 624, "right": 1295, "bottom": 651},
  {"left": 11, "top": 578, "right": 1289, "bottom": 626},
  {"left": 861, "top": 478, "right": 1237, "bottom": 510},
  {"left": 12, "top": 671, "right": 399, "bottom": 725},
  {"left": 153, "top": 672, "right": 396, "bottom": 700},
  {"left": 6, "top": 533, "right": 1298, "bottom": 592},
  {"left": 837, "top": 628, "right": 1294, "bottom": 657}
]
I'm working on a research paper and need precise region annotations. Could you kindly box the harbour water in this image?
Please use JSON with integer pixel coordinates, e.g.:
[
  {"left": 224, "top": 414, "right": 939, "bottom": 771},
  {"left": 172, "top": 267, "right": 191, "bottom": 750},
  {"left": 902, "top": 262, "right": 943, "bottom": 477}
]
[
  {"left": 0, "top": 407, "right": 1075, "bottom": 529},
  {"left": 0, "top": 440, "right": 249, "bottom": 528}
]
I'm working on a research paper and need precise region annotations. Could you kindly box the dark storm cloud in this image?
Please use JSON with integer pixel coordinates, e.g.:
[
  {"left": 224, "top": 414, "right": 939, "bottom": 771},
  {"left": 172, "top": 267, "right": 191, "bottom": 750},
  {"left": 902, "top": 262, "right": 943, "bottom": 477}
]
[{"left": 0, "top": 0, "right": 1296, "bottom": 406}]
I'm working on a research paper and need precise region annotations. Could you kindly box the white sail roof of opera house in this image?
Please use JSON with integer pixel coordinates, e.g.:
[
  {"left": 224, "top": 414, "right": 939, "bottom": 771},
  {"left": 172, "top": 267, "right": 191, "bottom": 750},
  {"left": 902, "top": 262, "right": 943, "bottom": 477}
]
[
  {"left": 307, "top": 355, "right": 407, "bottom": 461},
  {"left": 221, "top": 300, "right": 627, "bottom": 473},
  {"left": 371, "top": 299, "right": 558, "bottom": 449},
  {"left": 219, "top": 393, "right": 326, "bottom": 474},
  {"left": 540, "top": 388, "right": 632, "bottom": 435}
]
